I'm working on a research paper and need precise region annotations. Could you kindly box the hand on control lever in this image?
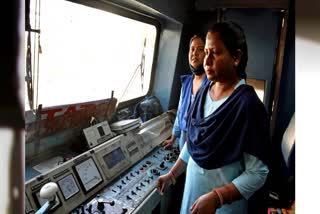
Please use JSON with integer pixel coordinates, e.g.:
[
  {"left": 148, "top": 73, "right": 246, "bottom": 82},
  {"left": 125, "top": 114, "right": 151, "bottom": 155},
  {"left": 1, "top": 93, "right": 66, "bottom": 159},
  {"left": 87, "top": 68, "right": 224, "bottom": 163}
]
[
  {"left": 157, "top": 173, "right": 172, "bottom": 195},
  {"left": 162, "top": 135, "right": 176, "bottom": 149}
]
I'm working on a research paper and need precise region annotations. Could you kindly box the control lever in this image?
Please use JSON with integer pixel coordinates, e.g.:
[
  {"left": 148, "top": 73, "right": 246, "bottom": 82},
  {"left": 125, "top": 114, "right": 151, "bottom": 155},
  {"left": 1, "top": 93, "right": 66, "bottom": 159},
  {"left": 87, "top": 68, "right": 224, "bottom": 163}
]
[
  {"left": 35, "top": 182, "right": 58, "bottom": 214},
  {"left": 97, "top": 198, "right": 115, "bottom": 207},
  {"left": 80, "top": 205, "right": 85, "bottom": 214},
  {"left": 86, "top": 204, "right": 92, "bottom": 213}
]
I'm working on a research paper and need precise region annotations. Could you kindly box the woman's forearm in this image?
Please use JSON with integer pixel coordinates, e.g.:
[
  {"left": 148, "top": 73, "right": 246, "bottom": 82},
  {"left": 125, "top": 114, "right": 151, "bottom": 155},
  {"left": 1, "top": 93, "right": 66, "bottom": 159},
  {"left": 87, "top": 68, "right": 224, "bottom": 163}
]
[{"left": 169, "top": 158, "right": 187, "bottom": 178}]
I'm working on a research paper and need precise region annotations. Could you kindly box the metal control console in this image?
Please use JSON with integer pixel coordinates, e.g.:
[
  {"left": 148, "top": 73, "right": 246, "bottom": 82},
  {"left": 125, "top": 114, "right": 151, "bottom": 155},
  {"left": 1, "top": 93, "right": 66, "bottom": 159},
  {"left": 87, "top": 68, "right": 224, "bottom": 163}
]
[
  {"left": 71, "top": 146, "right": 180, "bottom": 214},
  {"left": 25, "top": 111, "right": 176, "bottom": 214}
]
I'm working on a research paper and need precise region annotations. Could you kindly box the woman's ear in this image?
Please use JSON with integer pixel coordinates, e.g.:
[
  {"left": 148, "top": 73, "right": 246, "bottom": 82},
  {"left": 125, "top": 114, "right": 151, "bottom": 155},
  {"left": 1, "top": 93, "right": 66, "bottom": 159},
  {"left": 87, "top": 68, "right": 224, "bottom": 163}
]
[{"left": 234, "top": 49, "right": 243, "bottom": 67}]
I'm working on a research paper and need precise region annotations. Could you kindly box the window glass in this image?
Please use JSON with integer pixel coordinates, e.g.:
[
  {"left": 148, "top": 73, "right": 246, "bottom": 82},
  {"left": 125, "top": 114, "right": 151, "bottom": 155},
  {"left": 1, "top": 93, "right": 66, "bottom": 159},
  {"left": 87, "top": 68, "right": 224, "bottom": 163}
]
[{"left": 25, "top": 0, "right": 157, "bottom": 110}]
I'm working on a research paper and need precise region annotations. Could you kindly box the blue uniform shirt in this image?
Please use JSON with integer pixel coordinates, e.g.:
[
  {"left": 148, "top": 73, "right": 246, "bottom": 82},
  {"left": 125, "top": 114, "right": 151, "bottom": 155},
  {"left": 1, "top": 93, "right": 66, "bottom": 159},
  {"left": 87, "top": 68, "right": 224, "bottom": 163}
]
[{"left": 172, "top": 75, "right": 208, "bottom": 150}]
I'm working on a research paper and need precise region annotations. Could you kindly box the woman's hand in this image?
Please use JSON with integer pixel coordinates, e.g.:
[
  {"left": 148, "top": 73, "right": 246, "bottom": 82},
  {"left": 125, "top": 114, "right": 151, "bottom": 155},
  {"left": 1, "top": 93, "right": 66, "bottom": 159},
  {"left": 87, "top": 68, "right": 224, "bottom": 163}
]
[
  {"left": 190, "top": 191, "right": 220, "bottom": 214},
  {"left": 162, "top": 136, "right": 176, "bottom": 149},
  {"left": 157, "top": 173, "right": 172, "bottom": 195}
]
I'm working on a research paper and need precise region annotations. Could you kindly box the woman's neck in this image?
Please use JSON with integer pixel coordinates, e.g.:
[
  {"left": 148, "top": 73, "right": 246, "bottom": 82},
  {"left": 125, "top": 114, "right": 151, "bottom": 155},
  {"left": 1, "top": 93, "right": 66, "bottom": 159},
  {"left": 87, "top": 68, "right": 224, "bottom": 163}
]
[
  {"left": 192, "top": 73, "right": 205, "bottom": 94},
  {"left": 210, "top": 77, "right": 240, "bottom": 101},
  {"left": 193, "top": 72, "right": 205, "bottom": 81}
]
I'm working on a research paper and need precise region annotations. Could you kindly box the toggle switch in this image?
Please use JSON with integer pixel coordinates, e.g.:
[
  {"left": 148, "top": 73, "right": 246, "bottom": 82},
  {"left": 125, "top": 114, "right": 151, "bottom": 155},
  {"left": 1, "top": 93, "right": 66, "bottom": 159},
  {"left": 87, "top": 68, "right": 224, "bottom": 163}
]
[
  {"left": 146, "top": 161, "right": 152, "bottom": 165},
  {"left": 122, "top": 208, "right": 128, "bottom": 214},
  {"left": 86, "top": 204, "right": 92, "bottom": 213},
  {"left": 160, "top": 162, "right": 165, "bottom": 168}
]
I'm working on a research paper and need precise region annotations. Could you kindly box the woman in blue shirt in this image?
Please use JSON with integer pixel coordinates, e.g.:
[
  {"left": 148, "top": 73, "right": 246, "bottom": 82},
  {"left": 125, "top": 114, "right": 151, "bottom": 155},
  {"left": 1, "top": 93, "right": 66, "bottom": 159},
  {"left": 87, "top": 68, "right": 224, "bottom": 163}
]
[
  {"left": 158, "top": 21, "right": 270, "bottom": 214},
  {"left": 163, "top": 34, "right": 208, "bottom": 151}
]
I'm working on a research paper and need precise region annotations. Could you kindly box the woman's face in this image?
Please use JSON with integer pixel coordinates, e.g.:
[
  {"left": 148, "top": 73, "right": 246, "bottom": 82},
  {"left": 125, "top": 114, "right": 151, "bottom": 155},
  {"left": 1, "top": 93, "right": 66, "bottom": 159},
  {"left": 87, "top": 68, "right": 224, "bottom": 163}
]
[
  {"left": 188, "top": 37, "right": 205, "bottom": 69},
  {"left": 204, "top": 32, "right": 239, "bottom": 82}
]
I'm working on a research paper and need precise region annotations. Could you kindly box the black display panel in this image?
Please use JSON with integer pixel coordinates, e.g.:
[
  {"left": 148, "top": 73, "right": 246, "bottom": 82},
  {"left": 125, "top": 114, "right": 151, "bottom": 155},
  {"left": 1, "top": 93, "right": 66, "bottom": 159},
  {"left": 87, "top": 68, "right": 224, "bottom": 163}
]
[
  {"left": 97, "top": 126, "right": 105, "bottom": 137},
  {"left": 103, "top": 147, "right": 125, "bottom": 169}
]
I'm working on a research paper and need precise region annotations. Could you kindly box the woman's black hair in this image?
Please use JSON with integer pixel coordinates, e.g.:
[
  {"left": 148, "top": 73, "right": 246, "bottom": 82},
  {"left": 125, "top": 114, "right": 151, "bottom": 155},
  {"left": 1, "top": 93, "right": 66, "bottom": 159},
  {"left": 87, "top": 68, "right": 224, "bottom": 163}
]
[
  {"left": 208, "top": 21, "right": 248, "bottom": 79},
  {"left": 189, "top": 33, "right": 206, "bottom": 48}
]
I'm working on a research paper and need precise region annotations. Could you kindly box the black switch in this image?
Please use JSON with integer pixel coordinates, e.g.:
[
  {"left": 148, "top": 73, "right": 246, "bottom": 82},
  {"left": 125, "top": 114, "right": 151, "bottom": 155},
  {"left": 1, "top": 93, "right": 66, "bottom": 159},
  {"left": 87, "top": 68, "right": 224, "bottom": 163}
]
[
  {"left": 80, "top": 205, "right": 85, "bottom": 213},
  {"left": 109, "top": 200, "right": 115, "bottom": 206},
  {"left": 86, "top": 204, "right": 92, "bottom": 213},
  {"left": 122, "top": 208, "right": 128, "bottom": 214},
  {"left": 159, "top": 162, "right": 165, "bottom": 168},
  {"left": 126, "top": 195, "right": 132, "bottom": 200},
  {"left": 136, "top": 186, "right": 141, "bottom": 191},
  {"left": 131, "top": 190, "right": 136, "bottom": 195},
  {"left": 97, "top": 201, "right": 104, "bottom": 212}
]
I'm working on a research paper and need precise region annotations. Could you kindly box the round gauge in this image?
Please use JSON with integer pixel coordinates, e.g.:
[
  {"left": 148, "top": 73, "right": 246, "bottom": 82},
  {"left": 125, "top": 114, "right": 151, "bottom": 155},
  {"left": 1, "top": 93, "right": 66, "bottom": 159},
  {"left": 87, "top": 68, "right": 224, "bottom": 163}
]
[
  {"left": 58, "top": 174, "right": 79, "bottom": 200},
  {"left": 74, "top": 158, "right": 103, "bottom": 192}
]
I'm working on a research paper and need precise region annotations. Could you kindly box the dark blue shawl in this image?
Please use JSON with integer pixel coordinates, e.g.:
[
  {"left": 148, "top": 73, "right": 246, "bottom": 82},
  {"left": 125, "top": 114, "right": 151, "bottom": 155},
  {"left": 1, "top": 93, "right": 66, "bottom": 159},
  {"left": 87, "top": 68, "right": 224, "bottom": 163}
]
[{"left": 187, "top": 83, "right": 270, "bottom": 169}]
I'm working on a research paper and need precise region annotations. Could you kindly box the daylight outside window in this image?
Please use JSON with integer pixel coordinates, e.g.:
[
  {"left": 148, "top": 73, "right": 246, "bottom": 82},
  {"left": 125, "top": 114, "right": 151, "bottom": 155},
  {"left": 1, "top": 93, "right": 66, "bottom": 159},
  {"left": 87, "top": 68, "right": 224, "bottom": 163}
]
[{"left": 25, "top": 0, "right": 157, "bottom": 110}]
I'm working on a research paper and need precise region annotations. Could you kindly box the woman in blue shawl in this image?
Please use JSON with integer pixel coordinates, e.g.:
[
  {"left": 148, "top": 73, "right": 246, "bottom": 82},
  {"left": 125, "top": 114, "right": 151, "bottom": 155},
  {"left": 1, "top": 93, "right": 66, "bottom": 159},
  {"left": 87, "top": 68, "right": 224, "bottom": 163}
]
[
  {"left": 158, "top": 21, "right": 270, "bottom": 214},
  {"left": 162, "top": 34, "right": 209, "bottom": 151}
]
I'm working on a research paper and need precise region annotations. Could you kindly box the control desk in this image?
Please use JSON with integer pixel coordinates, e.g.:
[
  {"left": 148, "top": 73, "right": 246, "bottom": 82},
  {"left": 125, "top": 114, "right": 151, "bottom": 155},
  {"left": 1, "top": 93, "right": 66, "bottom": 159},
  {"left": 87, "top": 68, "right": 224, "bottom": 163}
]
[
  {"left": 25, "top": 111, "right": 177, "bottom": 214},
  {"left": 71, "top": 146, "right": 179, "bottom": 214}
]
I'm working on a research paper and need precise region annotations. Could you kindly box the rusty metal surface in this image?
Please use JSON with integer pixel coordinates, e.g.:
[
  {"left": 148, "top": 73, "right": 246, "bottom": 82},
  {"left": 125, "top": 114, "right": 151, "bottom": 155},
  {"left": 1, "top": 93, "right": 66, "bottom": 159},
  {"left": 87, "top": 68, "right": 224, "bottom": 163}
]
[{"left": 25, "top": 98, "right": 117, "bottom": 143}]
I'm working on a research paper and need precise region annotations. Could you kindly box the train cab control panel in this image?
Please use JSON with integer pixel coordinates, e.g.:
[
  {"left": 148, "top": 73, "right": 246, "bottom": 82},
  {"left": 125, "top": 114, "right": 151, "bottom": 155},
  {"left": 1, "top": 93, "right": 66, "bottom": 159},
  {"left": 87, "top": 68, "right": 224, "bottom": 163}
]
[{"left": 25, "top": 111, "right": 175, "bottom": 214}]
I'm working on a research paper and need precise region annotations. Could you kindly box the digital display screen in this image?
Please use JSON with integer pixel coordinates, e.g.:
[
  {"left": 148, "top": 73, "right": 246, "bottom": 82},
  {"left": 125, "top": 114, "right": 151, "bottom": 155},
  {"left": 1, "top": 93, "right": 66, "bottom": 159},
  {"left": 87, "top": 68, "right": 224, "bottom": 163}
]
[
  {"left": 97, "top": 126, "right": 105, "bottom": 137},
  {"left": 103, "top": 147, "right": 125, "bottom": 169},
  {"left": 74, "top": 157, "right": 103, "bottom": 192},
  {"left": 57, "top": 174, "right": 80, "bottom": 200}
]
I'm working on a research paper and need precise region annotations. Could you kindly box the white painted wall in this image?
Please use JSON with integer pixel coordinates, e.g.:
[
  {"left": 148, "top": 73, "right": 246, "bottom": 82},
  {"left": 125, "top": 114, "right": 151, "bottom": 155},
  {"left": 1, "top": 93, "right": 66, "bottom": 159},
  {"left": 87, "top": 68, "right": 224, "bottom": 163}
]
[{"left": 296, "top": 0, "right": 320, "bottom": 212}]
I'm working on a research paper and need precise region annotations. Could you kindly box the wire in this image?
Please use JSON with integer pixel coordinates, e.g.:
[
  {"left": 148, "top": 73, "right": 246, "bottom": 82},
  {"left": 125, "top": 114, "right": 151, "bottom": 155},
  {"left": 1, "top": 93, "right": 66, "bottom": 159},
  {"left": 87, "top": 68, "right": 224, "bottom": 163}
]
[
  {"left": 35, "top": 0, "right": 41, "bottom": 109},
  {"left": 119, "top": 37, "right": 146, "bottom": 102}
]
